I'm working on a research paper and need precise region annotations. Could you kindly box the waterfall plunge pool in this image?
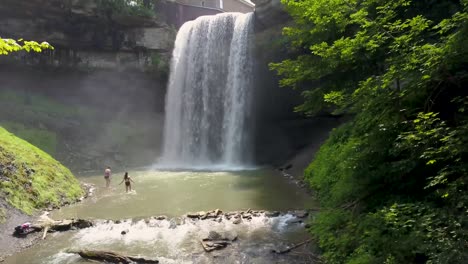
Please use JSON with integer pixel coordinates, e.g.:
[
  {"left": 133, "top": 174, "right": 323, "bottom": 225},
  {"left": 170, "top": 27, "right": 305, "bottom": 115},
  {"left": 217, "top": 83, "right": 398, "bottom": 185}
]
[{"left": 5, "top": 169, "right": 319, "bottom": 264}]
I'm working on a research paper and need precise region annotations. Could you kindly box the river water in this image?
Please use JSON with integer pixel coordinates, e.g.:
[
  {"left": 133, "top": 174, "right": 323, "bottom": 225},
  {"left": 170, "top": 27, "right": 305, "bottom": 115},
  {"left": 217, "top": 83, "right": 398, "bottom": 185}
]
[{"left": 5, "top": 169, "right": 318, "bottom": 263}]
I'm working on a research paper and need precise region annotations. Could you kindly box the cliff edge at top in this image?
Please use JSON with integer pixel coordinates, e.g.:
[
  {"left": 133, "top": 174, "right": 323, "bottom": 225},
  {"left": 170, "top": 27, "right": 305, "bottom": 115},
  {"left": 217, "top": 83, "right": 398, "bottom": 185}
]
[
  {"left": 0, "top": 0, "right": 175, "bottom": 71},
  {"left": 252, "top": 0, "right": 290, "bottom": 32}
]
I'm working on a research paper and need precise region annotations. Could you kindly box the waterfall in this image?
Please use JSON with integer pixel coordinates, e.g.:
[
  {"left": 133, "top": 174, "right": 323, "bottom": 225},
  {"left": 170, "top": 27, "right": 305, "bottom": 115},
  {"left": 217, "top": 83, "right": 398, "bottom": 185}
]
[{"left": 159, "top": 13, "right": 254, "bottom": 170}]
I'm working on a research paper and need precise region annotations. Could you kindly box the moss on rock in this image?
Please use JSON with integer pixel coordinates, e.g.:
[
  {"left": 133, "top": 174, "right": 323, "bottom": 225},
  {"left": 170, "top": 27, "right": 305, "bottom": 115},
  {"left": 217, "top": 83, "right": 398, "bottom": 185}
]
[{"left": 0, "top": 127, "right": 83, "bottom": 214}]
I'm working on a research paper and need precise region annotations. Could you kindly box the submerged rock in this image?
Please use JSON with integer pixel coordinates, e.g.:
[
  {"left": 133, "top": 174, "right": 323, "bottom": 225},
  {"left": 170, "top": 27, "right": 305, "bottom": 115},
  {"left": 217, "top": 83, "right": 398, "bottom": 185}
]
[{"left": 285, "top": 218, "right": 303, "bottom": 225}]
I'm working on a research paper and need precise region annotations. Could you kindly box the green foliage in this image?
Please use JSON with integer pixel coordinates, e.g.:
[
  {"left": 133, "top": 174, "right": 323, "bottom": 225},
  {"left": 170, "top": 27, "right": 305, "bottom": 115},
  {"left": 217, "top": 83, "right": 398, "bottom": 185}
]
[
  {"left": 97, "top": 0, "right": 156, "bottom": 18},
  {"left": 0, "top": 38, "right": 53, "bottom": 55},
  {"left": 276, "top": 0, "right": 468, "bottom": 263},
  {"left": 0, "top": 127, "right": 83, "bottom": 214},
  {"left": 147, "top": 52, "right": 169, "bottom": 77}
]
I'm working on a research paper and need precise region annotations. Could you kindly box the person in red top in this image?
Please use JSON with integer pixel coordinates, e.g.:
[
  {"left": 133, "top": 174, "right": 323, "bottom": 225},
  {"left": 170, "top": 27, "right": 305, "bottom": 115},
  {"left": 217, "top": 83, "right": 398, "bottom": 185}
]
[{"left": 104, "top": 166, "right": 111, "bottom": 188}]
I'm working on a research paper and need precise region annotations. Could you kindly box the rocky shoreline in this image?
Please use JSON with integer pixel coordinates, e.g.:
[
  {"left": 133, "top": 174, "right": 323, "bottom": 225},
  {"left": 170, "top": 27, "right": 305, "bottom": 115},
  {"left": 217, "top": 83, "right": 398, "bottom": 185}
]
[{"left": 0, "top": 182, "right": 94, "bottom": 262}]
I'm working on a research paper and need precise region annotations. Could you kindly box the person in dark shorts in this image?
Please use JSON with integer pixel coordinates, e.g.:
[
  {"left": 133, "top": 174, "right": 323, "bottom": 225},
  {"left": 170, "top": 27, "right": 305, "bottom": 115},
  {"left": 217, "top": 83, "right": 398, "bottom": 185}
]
[{"left": 119, "top": 172, "right": 134, "bottom": 192}]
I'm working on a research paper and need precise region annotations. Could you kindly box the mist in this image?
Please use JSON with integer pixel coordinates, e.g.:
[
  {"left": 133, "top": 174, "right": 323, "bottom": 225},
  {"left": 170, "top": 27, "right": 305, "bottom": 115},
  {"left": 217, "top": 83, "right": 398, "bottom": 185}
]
[{"left": 0, "top": 68, "right": 166, "bottom": 172}]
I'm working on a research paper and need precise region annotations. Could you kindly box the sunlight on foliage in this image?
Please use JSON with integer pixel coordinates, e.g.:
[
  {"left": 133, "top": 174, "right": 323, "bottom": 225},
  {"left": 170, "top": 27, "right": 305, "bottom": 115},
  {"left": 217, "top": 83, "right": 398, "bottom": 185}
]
[
  {"left": 275, "top": 0, "right": 468, "bottom": 263},
  {"left": 0, "top": 38, "right": 53, "bottom": 55}
]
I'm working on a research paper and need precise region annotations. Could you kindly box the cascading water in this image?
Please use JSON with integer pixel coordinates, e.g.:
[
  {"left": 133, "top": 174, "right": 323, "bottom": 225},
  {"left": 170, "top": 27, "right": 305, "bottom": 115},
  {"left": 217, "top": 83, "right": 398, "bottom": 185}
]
[{"left": 159, "top": 13, "right": 255, "bottom": 169}]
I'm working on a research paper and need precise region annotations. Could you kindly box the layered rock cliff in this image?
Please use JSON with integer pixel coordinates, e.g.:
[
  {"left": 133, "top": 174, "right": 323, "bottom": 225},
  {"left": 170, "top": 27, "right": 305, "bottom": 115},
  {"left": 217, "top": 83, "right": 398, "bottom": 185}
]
[
  {"left": 0, "top": 0, "right": 175, "bottom": 172},
  {"left": 0, "top": 0, "right": 175, "bottom": 71}
]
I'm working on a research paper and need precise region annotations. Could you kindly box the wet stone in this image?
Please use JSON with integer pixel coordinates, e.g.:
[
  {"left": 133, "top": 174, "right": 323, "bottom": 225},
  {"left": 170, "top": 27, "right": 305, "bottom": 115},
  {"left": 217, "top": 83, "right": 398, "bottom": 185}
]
[
  {"left": 294, "top": 210, "right": 309, "bottom": 218},
  {"left": 207, "top": 231, "right": 222, "bottom": 241},
  {"left": 285, "top": 218, "right": 303, "bottom": 225},
  {"left": 187, "top": 213, "right": 199, "bottom": 218}
]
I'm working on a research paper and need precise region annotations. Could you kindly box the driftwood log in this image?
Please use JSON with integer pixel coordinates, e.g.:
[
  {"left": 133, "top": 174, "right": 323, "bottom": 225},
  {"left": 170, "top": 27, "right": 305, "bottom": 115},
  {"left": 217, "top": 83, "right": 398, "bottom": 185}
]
[
  {"left": 67, "top": 250, "right": 159, "bottom": 263},
  {"left": 14, "top": 218, "right": 94, "bottom": 237},
  {"left": 31, "top": 219, "right": 93, "bottom": 232}
]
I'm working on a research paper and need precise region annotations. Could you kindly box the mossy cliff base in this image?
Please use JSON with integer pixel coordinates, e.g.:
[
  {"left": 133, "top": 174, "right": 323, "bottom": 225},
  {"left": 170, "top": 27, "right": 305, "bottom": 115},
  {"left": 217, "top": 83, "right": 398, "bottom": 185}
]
[{"left": 0, "top": 127, "right": 83, "bottom": 215}]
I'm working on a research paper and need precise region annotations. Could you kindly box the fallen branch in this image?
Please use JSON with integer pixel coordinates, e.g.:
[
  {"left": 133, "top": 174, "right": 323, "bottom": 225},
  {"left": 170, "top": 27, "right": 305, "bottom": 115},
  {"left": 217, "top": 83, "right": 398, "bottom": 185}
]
[
  {"left": 32, "top": 219, "right": 93, "bottom": 232},
  {"left": 42, "top": 226, "right": 48, "bottom": 240},
  {"left": 67, "top": 249, "right": 159, "bottom": 263},
  {"left": 272, "top": 238, "right": 313, "bottom": 254}
]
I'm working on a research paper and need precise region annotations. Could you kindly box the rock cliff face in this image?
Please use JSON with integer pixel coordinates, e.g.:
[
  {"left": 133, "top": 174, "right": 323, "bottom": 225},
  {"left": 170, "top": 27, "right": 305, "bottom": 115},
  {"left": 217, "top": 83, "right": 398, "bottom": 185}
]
[
  {"left": 0, "top": 0, "right": 175, "bottom": 71},
  {"left": 251, "top": 0, "right": 343, "bottom": 165},
  {"left": 252, "top": 0, "right": 290, "bottom": 32},
  {"left": 0, "top": 0, "right": 175, "bottom": 172}
]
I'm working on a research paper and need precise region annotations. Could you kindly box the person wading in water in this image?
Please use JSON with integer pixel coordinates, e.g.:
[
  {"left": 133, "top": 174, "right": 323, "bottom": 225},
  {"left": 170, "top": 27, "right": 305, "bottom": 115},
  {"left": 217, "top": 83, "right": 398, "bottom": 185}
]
[
  {"left": 104, "top": 166, "right": 111, "bottom": 188},
  {"left": 119, "top": 172, "right": 134, "bottom": 192}
]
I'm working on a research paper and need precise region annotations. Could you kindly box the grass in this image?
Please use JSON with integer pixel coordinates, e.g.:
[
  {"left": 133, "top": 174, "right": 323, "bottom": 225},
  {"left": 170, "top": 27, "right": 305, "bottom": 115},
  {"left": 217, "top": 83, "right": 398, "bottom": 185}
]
[
  {"left": 0, "top": 122, "right": 57, "bottom": 156},
  {"left": 0, "top": 127, "right": 83, "bottom": 214}
]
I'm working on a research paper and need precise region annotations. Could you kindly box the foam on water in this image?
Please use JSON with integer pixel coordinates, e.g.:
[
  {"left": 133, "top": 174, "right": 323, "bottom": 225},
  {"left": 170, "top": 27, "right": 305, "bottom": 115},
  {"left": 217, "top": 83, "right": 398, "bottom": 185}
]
[{"left": 66, "top": 214, "right": 302, "bottom": 259}]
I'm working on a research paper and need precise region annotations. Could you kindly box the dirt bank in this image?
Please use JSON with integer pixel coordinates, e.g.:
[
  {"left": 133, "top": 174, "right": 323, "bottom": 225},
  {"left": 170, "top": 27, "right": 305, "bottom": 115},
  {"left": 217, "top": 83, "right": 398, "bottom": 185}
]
[{"left": 0, "top": 200, "right": 41, "bottom": 262}]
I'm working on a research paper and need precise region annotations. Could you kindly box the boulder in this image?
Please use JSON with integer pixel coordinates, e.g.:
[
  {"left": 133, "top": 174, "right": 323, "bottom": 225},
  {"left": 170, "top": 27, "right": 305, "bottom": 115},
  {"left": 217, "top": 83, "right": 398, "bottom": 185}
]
[
  {"left": 294, "top": 210, "right": 309, "bottom": 218},
  {"left": 156, "top": 215, "right": 167, "bottom": 220},
  {"left": 200, "top": 230, "right": 238, "bottom": 252},
  {"left": 285, "top": 218, "right": 303, "bottom": 225},
  {"left": 186, "top": 212, "right": 200, "bottom": 219}
]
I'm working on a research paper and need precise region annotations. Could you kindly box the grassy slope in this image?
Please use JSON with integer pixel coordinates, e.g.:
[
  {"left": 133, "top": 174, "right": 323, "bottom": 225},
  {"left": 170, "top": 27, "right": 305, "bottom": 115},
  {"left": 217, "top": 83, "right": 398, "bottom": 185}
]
[{"left": 0, "top": 127, "right": 83, "bottom": 214}]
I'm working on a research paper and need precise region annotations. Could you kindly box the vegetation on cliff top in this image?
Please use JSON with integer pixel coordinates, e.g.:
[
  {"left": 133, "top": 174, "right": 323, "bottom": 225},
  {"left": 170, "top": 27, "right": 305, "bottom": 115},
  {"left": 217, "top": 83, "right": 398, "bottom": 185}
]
[
  {"left": 272, "top": 0, "right": 468, "bottom": 263},
  {"left": 97, "top": 0, "right": 156, "bottom": 18},
  {"left": 0, "top": 127, "right": 83, "bottom": 214}
]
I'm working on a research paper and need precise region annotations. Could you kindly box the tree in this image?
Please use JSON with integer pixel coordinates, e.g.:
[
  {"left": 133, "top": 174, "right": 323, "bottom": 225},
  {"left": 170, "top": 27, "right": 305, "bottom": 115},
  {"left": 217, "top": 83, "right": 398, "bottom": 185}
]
[
  {"left": 271, "top": 0, "right": 468, "bottom": 263},
  {"left": 0, "top": 38, "right": 53, "bottom": 55}
]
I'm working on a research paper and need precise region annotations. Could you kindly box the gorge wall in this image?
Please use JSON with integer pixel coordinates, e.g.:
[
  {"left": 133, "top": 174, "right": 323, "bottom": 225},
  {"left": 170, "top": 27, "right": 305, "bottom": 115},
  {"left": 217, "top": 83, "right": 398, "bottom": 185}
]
[
  {"left": 0, "top": 0, "right": 176, "bottom": 172},
  {"left": 0, "top": 0, "right": 341, "bottom": 172},
  {"left": 251, "top": 0, "right": 342, "bottom": 166}
]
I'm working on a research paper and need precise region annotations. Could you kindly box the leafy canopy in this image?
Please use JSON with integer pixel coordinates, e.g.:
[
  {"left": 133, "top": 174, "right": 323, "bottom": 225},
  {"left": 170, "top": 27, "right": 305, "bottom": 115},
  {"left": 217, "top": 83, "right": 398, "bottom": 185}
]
[
  {"left": 0, "top": 38, "right": 53, "bottom": 55},
  {"left": 272, "top": 0, "right": 468, "bottom": 263}
]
